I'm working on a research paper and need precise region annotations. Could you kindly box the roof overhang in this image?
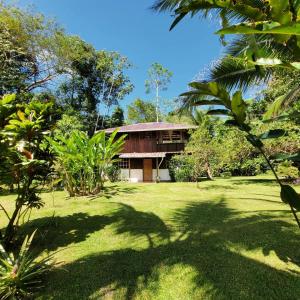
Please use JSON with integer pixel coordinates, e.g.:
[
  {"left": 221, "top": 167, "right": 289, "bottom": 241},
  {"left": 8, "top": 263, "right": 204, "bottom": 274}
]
[{"left": 119, "top": 152, "right": 166, "bottom": 158}]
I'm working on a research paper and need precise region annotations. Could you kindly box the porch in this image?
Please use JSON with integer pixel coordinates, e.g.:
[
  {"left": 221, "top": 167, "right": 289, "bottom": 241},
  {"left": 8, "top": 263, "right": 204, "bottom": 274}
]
[{"left": 118, "top": 152, "right": 171, "bottom": 182}]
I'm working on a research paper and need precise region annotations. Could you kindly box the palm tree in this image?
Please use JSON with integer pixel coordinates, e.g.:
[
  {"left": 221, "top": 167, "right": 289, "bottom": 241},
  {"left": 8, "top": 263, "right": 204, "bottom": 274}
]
[{"left": 153, "top": 0, "right": 300, "bottom": 114}]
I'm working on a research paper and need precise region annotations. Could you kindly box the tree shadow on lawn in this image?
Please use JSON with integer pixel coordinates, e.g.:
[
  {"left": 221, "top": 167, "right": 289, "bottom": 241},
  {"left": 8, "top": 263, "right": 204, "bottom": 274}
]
[
  {"left": 42, "top": 199, "right": 300, "bottom": 300},
  {"left": 230, "top": 178, "right": 277, "bottom": 186},
  {"left": 21, "top": 213, "right": 112, "bottom": 253},
  {"left": 21, "top": 201, "right": 170, "bottom": 254}
]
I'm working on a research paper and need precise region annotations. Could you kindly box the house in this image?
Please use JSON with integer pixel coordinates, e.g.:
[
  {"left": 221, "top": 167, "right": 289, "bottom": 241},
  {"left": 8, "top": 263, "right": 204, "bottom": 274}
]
[{"left": 105, "top": 122, "right": 197, "bottom": 182}]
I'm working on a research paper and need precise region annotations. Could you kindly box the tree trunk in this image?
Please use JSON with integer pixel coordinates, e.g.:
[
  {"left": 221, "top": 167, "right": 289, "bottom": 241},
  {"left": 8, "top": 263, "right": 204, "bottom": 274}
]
[
  {"left": 4, "top": 200, "right": 22, "bottom": 248},
  {"left": 205, "top": 162, "right": 213, "bottom": 180}
]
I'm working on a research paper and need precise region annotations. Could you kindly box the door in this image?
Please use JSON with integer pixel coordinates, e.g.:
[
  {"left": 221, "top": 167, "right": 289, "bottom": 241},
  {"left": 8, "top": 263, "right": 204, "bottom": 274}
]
[{"left": 143, "top": 159, "right": 152, "bottom": 182}]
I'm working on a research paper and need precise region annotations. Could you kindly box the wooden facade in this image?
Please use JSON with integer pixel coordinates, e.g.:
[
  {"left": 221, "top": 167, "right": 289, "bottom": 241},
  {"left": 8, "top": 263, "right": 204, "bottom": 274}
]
[
  {"left": 120, "top": 130, "right": 188, "bottom": 154},
  {"left": 104, "top": 122, "right": 197, "bottom": 182}
]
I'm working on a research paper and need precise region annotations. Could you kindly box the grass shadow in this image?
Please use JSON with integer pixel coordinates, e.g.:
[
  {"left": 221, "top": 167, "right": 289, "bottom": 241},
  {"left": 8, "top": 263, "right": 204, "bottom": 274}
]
[
  {"left": 22, "top": 213, "right": 112, "bottom": 253},
  {"left": 230, "top": 178, "right": 277, "bottom": 186}
]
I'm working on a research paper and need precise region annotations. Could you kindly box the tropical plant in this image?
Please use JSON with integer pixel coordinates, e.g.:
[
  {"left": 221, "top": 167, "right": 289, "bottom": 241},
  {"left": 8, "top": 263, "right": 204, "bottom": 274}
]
[
  {"left": 0, "top": 231, "right": 53, "bottom": 300},
  {"left": 153, "top": 0, "right": 300, "bottom": 115},
  {"left": 180, "top": 81, "right": 300, "bottom": 227},
  {"left": 47, "top": 129, "right": 125, "bottom": 196},
  {"left": 0, "top": 94, "right": 56, "bottom": 248}
]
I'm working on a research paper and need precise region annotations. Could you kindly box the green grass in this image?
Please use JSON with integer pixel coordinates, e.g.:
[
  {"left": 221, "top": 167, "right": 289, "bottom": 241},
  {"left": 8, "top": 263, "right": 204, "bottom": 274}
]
[{"left": 1, "top": 176, "right": 300, "bottom": 299}]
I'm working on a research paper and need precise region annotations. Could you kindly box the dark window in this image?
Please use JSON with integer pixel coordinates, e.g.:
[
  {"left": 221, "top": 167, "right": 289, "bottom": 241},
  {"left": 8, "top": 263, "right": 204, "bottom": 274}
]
[{"left": 118, "top": 158, "right": 129, "bottom": 169}]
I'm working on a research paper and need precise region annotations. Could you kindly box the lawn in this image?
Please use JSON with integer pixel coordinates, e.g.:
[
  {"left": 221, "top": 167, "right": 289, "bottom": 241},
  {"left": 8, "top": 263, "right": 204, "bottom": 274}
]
[{"left": 1, "top": 176, "right": 300, "bottom": 299}]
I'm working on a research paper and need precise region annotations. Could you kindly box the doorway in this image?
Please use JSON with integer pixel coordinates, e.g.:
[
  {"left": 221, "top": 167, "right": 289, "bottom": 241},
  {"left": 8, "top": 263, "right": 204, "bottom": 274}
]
[{"left": 143, "top": 159, "right": 152, "bottom": 182}]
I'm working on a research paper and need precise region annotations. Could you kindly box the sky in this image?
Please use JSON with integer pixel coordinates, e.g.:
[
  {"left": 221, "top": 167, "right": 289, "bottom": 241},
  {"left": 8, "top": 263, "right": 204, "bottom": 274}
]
[{"left": 16, "top": 0, "right": 223, "bottom": 112}]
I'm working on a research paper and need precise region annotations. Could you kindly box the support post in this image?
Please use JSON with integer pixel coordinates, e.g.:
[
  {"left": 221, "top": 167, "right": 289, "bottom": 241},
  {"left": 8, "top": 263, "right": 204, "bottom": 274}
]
[
  {"left": 156, "top": 157, "right": 159, "bottom": 183},
  {"left": 129, "top": 158, "right": 131, "bottom": 182}
]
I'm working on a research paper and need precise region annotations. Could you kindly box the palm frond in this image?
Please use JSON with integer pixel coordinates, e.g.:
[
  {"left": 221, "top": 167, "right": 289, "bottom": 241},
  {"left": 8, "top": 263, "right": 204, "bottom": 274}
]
[{"left": 209, "top": 56, "right": 272, "bottom": 91}]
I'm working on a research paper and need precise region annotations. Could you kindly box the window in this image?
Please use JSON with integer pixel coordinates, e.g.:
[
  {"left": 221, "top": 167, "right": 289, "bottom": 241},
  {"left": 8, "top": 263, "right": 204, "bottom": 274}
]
[
  {"left": 160, "top": 131, "right": 182, "bottom": 143},
  {"left": 118, "top": 158, "right": 129, "bottom": 169}
]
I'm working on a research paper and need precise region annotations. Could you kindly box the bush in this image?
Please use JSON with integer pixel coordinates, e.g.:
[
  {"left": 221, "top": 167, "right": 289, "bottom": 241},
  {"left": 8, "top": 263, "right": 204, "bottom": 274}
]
[
  {"left": 106, "top": 164, "right": 121, "bottom": 182},
  {"left": 169, "top": 155, "right": 194, "bottom": 182},
  {"left": 276, "top": 161, "right": 299, "bottom": 180},
  {"left": 228, "top": 157, "right": 268, "bottom": 176},
  {"left": 0, "top": 231, "right": 53, "bottom": 299}
]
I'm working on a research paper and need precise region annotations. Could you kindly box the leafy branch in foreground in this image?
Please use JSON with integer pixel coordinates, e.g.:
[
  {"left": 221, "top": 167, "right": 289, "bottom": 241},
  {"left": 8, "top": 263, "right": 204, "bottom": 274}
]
[{"left": 181, "top": 81, "right": 300, "bottom": 228}]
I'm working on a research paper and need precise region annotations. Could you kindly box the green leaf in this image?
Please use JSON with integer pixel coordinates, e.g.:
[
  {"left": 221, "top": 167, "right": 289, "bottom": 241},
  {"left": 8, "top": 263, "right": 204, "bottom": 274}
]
[
  {"left": 270, "top": 0, "right": 292, "bottom": 25},
  {"left": 258, "top": 129, "right": 286, "bottom": 139},
  {"left": 170, "top": 13, "right": 187, "bottom": 31},
  {"left": 206, "top": 109, "right": 231, "bottom": 116},
  {"left": 281, "top": 185, "right": 300, "bottom": 210},
  {"left": 217, "top": 22, "right": 300, "bottom": 36},
  {"left": 231, "top": 91, "right": 247, "bottom": 124},
  {"left": 291, "top": 62, "right": 300, "bottom": 69},
  {"left": 272, "top": 152, "right": 300, "bottom": 162}
]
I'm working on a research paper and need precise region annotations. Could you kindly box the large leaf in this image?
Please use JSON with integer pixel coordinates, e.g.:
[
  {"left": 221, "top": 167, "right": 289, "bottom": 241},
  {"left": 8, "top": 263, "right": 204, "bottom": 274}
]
[
  {"left": 281, "top": 185, "right": 300, "bottom": 210},
  {"left": 217, "top": 22, "right": 300, "bottom": 36},
  {"left": 206, "top": 109, "right": 231, "bottom": 116},
  {"left": 231, "top": 91, "right": 246, "bottom": 124},
  {"left": 270, "top": 0, "right": 292, "bottom": 25},
  {"left": 272, "top": 152, "right": 300, "bottom": 162},
  {"left": 258, "top": 129, "right": 286, "bottom": 140}
]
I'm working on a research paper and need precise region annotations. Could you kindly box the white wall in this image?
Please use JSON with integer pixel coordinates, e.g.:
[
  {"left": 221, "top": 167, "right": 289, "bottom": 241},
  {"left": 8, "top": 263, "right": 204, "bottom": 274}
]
[
  {"left": 120, "top": 169, "right": 143, "bottom": 182},
  {"left": 153, "top": 169, "right": 171, "bottom": 182},
  {"left": 120, "top": 168, "right": 171, "bottom": 182}
]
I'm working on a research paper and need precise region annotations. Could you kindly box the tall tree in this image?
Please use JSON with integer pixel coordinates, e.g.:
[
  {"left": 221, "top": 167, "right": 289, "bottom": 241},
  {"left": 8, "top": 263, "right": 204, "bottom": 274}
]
[
  {"left": 145, "top": 63, "right": 172, "bottom": 122},
  {"left": 58, "top": 47, "right": 133, "bottom": 135},
  {"left": 127, "top": 98, "right": 157, "bottom": 124},
  {"left": 0, "top": 3, "right": 74, "bottom": 96}
]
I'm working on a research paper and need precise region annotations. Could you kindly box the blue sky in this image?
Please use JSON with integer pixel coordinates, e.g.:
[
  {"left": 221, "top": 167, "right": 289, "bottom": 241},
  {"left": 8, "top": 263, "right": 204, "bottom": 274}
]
[{"left": 16, "top": 0, "right": 223, "bottom": 112}]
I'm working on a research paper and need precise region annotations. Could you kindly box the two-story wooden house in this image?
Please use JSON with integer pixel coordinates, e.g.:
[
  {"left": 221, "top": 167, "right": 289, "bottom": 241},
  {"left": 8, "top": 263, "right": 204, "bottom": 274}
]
[{"left": 105, "top": 122, "right": 197, "bottom": 182}]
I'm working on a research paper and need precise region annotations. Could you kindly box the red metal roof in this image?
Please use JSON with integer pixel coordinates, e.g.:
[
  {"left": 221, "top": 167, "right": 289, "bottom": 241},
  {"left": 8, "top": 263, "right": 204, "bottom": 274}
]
[{"left": 104, "top": 122, "right": 197, "bottom": 133}]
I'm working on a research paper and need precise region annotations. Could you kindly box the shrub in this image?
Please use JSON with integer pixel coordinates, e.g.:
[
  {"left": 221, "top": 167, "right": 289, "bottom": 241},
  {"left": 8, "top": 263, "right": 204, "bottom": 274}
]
[
  {"left": 169, "top": 155, "right": 194, "bottom": 182},
  {"left": 0, "top": 231, "right": 53, "bottom": 299},
  {"left": 276, "top": 161, "right": 299, "bottom": 180},
  {"left": 106, "top": 164, "right": 121, "bottom": 182}
]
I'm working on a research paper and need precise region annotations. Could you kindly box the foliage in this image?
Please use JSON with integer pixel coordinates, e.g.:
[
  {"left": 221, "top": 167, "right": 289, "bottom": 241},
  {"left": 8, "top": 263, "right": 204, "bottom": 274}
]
[
  {"left": 106, "top": 164, "right": 121, "bottom": 182},
  {"left": 54, "top": 113, "right": 85, "bottom": 138},
  {"left": 110, "top": 106, "right": 125, "bottom": 127},
  {"left": 145, "top": 62, "right": 172, "bottom": 122},
  {"left": 57, "top": 46, "right": 133, "bottom": 134},
  {"left": 0, "top": 3, "right": 72, "bottom": 95},
  {"left": 186, "top": 123, "right": 223, "bottom": 180},
  {"left": 47, "top": 130, "right": 125, "bottom": 196},
  {"left": 153, "top": 0, "right": 300, "bottom": 118},
  {"left": 168, "top": 155, "right": 194, "bottom": 182},
  {"left": 277, "top": 161, "right": 299, "bottom": 180},
  {"left": 0, "top": 231, "right": 52, "bottom": 300},
  {"left": 180, "top": 81, "right": 300, "bottom": 227},
  {"left": 0, "top": 94, "right": 56, "bottom": 247},
  {"left": 127, "top": 98, "right": 157, "bottom": 123}
]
